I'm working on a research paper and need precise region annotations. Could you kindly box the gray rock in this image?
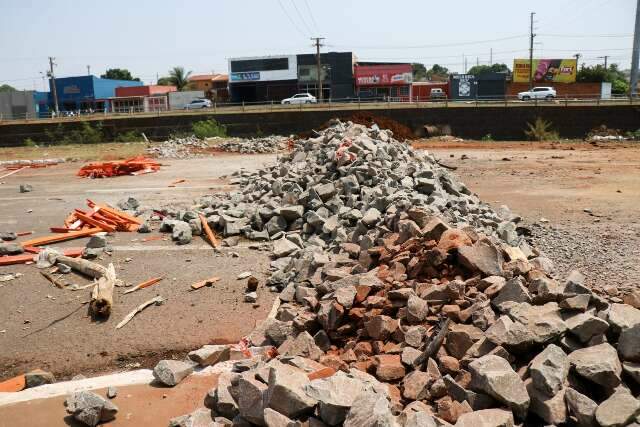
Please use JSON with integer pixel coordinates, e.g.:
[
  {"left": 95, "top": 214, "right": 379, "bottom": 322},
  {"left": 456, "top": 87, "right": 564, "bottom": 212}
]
[
  {"left": 445, "top": 323, "right": 484, "bottom": 359},
  {"left": 568, "top": 343, "right": 622, "bottom": 388},
  {"left": 273, "top": 238, "right": 300, "bottom": 258},
  {"left": 526, "top": 381, "right": 568, "bottom": 425},
  {"left": 305, "top": 371, "right": 369, "bottom": 425},
  {"left": 0, "top": 231, "right": 17, "bottom": 241},
  {"left": 529, "top": 344, "right": 569, "bottom": 395},
  {"left": 406, "top": 295, "right": 429, "bottom": 323},
  {"left": 618, "top": 323, "right": 640, "bottom": 362},
  {"left": 403, "top": 411, "right": 438, "bottom": 427},
  {"left": 607, "top": 303, "right": 640, "bottom": 334},
  {"left": 206, "top": 372, "right": 239, "bottom": 419},
  {"left": 106, "top": 386, "right": 117, "bottom": 399},
  {"left": 361, "top": 208, "right": 381, "bottom": 227},
  {"left": 469, "top": 355, "right": 529, "bottom": 419},
  {"left": 117, "top": 196, "right": 139, "bottom": 211},
  {"left": 266, "top": 320, "right": 294, "bottom": 346},
  {"left": 65, "top": 391, "right": 118, "bottom": 426},
  {"left": 19, "top": 184, "right": 32, "bottom": 193},
  {"left": 402, "top": 370, "right": 431, "bottom": 401},
  {"left": 244, "top": 291, "right": 258, "bottom": 303},
  {"left": 137, "top": 221, "right": 151, "bottom": 233},
  {"left": 86, "top": 235, "right": 107, "bottom": 249},
  {"left": 266, "top": 363, "right": 317, "bottom": 419},
  {"left": 314, "top": 183, "right": 336, "bottom": 202},
  {"left": 263, "top": 407, "right": 298, "bottom": 427},
  {"left": 237, "top": 376, "right": 267, "bottom": 425},
  {"left": 188, "top": 345, "right": 231, "bottom": 367},
  {"left": 168, "top": 408, "right": 214, "bottom": 427},
  {"left": 172, "top": 221, "right": 193, "bottom": 245},
  {"left": 565, "top": 312, "right": 609, "bottom": 343},
  {"left": 565, "top": 387, "right": 597, "bottom": 427},
  {"left": 457, "top": 240, "right": 504, "bottom": 277},
  {"left": 491, "top": 277, "right": 531, "bottom": 312},
  {"left": 153, "top": 360, "right": 194, "bottom": 386},
  {"left": 280, "top": 205, "right": 305, "bottom": 222},
  {"left": 0, "top": 242, "right": 24, "bottom": 256},
  {"left": 343, "top": 391, "right": 396, "bottom": 427},
  {"left": 25, "top": 369, "right": 55, "bottom": 388},
  {"left": 401, "top": 347, "right": 422, "bottom": 366},
  {"left": 595, "top": 390, "right": 640, "bottom": 427},
  {"left": 454, "top": 409, "right": 514, "bottom": 427},
  {"left": 279, "top": 332, "right": 324, "bottom": 361}
]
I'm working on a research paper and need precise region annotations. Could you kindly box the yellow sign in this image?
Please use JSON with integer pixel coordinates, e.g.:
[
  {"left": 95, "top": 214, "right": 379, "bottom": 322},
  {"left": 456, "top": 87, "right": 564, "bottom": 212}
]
[{"left": 513, "top": 59, "right": 577, "bottom": 83}]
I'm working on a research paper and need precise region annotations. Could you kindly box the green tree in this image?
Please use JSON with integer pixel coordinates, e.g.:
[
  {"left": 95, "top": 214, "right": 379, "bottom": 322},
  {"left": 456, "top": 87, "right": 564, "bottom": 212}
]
[
  {"left": 412, "top": 63, "right": 428, "bottom": 81},
  {"left": 467, "top": 63, "right": 511, "bottom": 77},
  {"left": 157, "top": 76, "right": 172, "bottom": 86},
  {"left": 0, "top": 84, "right": 16, "bottom": 92},
  {"left": 426, "top": 64, "right": 449, "bottom": 80},
  {"left": 577, "top": 63, "right": 629, "bottom": 95},
  {"left": 167, "top": 66, "right": 193, "bottom": 91},
  {"left": 100, "top": 68, "right": 141, "bottom": 81}
]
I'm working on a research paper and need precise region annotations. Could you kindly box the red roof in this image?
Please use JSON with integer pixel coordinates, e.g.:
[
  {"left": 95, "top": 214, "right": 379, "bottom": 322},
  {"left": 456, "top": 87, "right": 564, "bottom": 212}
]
[{"left": 189, "top": 74, "right": 228, "bottom": 82}]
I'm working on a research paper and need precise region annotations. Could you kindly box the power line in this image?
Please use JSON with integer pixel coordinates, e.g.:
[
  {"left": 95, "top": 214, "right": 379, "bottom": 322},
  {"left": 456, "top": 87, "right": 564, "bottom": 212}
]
[
  {"left": 538, "top": 33, "right": 633, "bottom": 38},
  {"left": 276, "top": 0, "right": 308, "bottom": 38},
  {"left": 289, "top": 0, "right": 313, "bottom": 36},
  {"left": 332, "top": 34, "right": 528, "bottom": 50},
  {"left": 303, "top": 0, "right": 320, "bottom": 33}
]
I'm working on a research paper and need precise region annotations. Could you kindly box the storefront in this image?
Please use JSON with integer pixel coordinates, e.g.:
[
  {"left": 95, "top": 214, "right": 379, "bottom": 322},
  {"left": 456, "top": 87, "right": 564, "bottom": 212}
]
[{"left": 354, "top": 63, "right": 413, "bottom": 101}]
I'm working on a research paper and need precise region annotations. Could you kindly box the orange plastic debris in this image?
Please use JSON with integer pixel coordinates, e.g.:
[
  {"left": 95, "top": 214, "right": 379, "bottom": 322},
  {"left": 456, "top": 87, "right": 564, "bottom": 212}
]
[
  {"left": 20, "top": 228, "right": 102, "bottom": 247},
  {"left": 76, "top": 156, "right": 160, "bottom": 178},
  {"left": 16, "top": 231, "right": 33, "bottom": 237},
  {"left": 199, "top": 214, "right": 219, "bottom": 248},
  {"left": 73, "top": 211, "right": 116, "bottom": 233},
  {"left": 0, "top": 375, "right": 25, "bottom": 393}
]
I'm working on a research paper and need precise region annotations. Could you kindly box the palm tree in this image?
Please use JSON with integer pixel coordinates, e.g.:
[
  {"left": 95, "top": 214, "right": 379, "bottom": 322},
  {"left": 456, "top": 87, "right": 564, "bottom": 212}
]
[{"left": 168, "top": 66, "right": 192, "bottom": 91}]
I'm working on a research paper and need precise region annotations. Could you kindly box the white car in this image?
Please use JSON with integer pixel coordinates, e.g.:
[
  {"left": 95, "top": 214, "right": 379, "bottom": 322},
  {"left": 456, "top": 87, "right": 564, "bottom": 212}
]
[
  {"left": 184, "top": 99, "right": 213, "bottom": 109},
  {"left": 518, "top": 87, "right": 557, "bottom": 101},
  {"left": 281, "top": 93, "right": 317, "bottom": 105}
]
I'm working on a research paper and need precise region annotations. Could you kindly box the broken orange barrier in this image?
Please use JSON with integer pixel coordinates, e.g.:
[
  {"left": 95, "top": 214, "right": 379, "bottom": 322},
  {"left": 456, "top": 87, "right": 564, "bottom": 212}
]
[
  {"left": 20, "top": 227, "right": 102, "bottom": 248},
  {"left": 199, "top": 214, "right": 219, "bottom": 248},
  {"left": 0, "top": 247, "right": 83, "bottom": 266},
  {"left": 123, "top": 276, "right": 164, "bottom": 294},
  {"left": 73, "top": 211, "right": 116, "bottom": 233},
  {"left": 0, "top": 374, "right": 25, "bottom": 393}
]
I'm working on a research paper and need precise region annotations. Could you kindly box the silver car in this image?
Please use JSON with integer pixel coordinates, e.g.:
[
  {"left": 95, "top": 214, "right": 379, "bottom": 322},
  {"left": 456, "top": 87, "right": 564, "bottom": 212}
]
[
  {"left": 184, "top": 99, "right": 213, "bottom": 109},
  {"left": 281, "top": 93, "right": 317, "bottom": 105}
]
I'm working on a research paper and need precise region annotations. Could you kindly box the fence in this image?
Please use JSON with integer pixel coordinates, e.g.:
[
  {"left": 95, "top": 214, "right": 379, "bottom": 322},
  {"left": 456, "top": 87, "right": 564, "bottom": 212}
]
[{"left": 0, "top": 94, "right": 637, "bottom": 123}]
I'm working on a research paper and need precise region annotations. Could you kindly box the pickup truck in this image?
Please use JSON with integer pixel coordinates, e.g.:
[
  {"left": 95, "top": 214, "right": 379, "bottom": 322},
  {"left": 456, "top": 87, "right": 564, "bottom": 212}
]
[{"left": 430, "top": 88, "right": 446, "bottom": 99}]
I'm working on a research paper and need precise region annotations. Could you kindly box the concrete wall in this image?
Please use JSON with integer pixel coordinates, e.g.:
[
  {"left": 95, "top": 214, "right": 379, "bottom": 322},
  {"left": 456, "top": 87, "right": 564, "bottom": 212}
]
[
  {"left": 507, "top": 82, "right": 602, "bottom": 98},
  {"left": 0, "top": 105, "right": 639, "bottom": 146},
  {"left": 0, "top": 91, "right": 36, "bottom": 120}
]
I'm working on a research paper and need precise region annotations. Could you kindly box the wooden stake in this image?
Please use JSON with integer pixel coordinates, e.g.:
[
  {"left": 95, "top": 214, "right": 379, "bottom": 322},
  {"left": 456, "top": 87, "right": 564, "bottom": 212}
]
[
  {"left": 199, "top": 214, "right": 219, "bottom": 248},
  {"left": 116, "top": 295, "right": 164, "bottom": 329},
  {"left": 20, "top": 227, "right": 102, "bottom": 247},
  {"left": 123, "top": 276, "right": 163, "bottom": 294}
]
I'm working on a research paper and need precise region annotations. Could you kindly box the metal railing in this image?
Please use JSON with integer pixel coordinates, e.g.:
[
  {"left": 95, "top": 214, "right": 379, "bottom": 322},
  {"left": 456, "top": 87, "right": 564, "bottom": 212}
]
[{"left": 0, "top": 94, "right": 636, "bottom": 124}]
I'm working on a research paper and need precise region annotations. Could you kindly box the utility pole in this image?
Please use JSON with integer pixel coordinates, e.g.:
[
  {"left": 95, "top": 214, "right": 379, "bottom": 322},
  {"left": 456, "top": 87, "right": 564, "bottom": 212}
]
[
  {"left": 311, "top": 37, "right": 325, "bottom": 101},
  {"left": 598, "top": 55, "right": 609, "bottom": 69},
  {"left": 574, "top": 53, "right": 582, "bottom": 64},
  {"left": 48, "top": 57, "right": 59, "bottom": 114},
  {"left": 87, "top": 65, "right": 91, "bottom": 76},
  {"left": 529, "top": 12, "right": 536, "bottom": 90},
  {"left": 631, "top": 0, "right": 640, "bottom": 97},
  {"left": 490, "top": 48, "right": 493, "bottom": 65}
]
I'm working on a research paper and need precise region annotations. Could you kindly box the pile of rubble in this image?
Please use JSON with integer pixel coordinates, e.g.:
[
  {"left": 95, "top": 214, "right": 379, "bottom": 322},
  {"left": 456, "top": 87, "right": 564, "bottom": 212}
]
[
  {"left": 215, "top": 135, "right": 291, "bottom": 154},
  {"left": 586, "top": 125, "right": 627, "bottom": 142},
  {"left": 145, "top": 135, "right": 209, "bottom": 158},
  {"left": 64, "top": 120, "right": 640, "bottom": 426}
]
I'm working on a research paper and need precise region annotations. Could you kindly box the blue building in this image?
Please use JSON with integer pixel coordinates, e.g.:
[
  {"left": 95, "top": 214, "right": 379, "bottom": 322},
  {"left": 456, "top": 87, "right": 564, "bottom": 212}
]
[{"left": 49, "top": 75, "right": 143, "bottom": 112}]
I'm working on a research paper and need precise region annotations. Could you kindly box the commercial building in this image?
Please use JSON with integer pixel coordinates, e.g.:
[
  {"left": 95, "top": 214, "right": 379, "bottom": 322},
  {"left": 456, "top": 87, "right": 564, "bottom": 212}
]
[
  {"left": 188, "top": 74, "right": 229, "bottom": 101},
  {"left": 228, "top": 52, "right": 355, "bottom": 103},
  {"left": 0, "top": 90, "right": 39, "bottom": 120},
  {"left": 50, "top": 75, "right": 143, "bottom": 112},
  {"left": 111, "top": 85, "right": 177, "bottom": 113},
  {"left": 354, "top": 63, "right": 413, "bottom": 100}
]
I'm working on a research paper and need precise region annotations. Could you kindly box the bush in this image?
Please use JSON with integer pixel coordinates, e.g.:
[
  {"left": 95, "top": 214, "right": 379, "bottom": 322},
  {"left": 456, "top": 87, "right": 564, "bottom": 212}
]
[
  {"left": 525, "top": 117, "right": 559, "bottom": 141},
  {"left": 481, "top": 133, "right": 493, "bottom": 141},
  {"left": 44, "top": 122, "right": 104, "bottom": 144},
  {"left": 114, "top": 130, "right": 145, "bottom": 142},
  {"left": 626, "top": 129, "right": 640, "bottom": 141},
  {"left": 23, "top": 138, "right": 37, "bottom": 147},
  {"left": 192, "top": 119, "right": 227, "bottom": 139}
]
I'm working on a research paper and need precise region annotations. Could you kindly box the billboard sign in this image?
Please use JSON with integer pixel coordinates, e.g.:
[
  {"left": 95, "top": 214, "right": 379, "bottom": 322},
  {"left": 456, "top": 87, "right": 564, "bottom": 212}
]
[
  {"left": 513, "top": 59, "right": 577, "bottom": 83},
  {"left": 355, "top": 64, "right": 413, "bottom": 86},
  {"left": 230, "top": 72, "right": 260, "bottom": 82}
]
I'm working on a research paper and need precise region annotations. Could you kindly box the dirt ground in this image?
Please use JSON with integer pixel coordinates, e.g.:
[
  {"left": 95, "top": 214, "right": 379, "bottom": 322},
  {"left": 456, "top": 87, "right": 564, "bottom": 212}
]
[
  {"left": 1, "top": 140, "right": 639, "bottom": 384},
  {"left": 0, "top": 154, "right": 279, "bottom": 381},
  {"left": 420, "top": 140, "right": 640, "bottom": 295}
]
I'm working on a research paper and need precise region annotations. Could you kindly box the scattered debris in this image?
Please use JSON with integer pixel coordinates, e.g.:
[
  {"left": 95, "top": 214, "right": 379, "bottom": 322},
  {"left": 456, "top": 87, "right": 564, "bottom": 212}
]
[
  {"left": 24, "top": 369, "right": 56, "bottom": 388},
  {"left": 65, "top": 391, "right": 118, "bottom": 426},
  {"left": 19, "top": 184, "right": 33, "bottom": 193},
  {"left": 146, "top": 135, "right": 208, "bottom": 159},
  {"left": 215, "top": 135, "right": 291, "bottom": 154},
  {"left": 152, "top": 359, "right": 193, "bottom": 387},
  {"left": 116, "top": 295, "right": 165, "bottom": 329},
  {"left": 122, "top": 276, "right": 164, "bottom": 294},
  {"left": 77, "top": 156, "right": 160, "bottom": 178},
  {"left": 190, "top": 276, "right": 220, "bottom": 290}
]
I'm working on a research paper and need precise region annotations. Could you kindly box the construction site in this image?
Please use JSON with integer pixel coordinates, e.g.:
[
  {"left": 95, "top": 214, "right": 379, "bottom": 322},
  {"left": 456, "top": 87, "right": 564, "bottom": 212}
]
[{"left": 0, "top": 112, "right": 638, "bottom": 427}]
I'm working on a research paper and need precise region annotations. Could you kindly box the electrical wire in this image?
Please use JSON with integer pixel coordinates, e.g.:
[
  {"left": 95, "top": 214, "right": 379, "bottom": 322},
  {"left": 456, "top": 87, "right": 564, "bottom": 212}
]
[
  {"left": 333, "top": 35, "right": 528, "bottom": 50},
  {"left": 538, "top": 33, "right": 633, "bottom": 38},
  {"left": 289, "top": 0, "right": 313, "bottom": 36},
  {"left": 303, "top": 0, "right": 320, "bottom": 34},
  {"left": 276, "top": 0, "right": 308, "bottom": 38}
]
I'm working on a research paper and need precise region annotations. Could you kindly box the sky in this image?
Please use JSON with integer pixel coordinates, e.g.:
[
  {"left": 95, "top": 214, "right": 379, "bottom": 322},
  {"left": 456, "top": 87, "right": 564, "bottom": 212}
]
[{"left": 0, "top": 0, "right": 635, "bottom": 91}]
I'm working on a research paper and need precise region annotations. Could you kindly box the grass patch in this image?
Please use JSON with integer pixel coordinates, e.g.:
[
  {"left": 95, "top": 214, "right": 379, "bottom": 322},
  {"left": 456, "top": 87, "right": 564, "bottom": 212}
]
[
  {"left": 192, "top": 119, "right": 227, "bottom": 139},
  {"left": 0, "top": 142, "right": 148, "bottom": 162},
  {"left": 525, "top": 117, "right": 559, "bottom": 141}
]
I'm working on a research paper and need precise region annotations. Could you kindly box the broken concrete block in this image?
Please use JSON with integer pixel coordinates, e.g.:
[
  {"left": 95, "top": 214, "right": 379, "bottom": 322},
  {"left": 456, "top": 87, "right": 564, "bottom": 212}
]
[
  {"left": 152, "top": 360, "right": 194, "bottom": 387},
  {"left": 65, "top": 391, "right": 118, "bottom": 426}
]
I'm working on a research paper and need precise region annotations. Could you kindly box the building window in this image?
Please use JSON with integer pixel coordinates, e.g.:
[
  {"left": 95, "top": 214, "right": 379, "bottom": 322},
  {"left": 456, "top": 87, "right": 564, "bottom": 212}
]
[
  {"left": 399, "top": 86, "right": 410, "bottom": 96},
  {"left": 231, "top": 57, "right": 289, "bottom": 72}
]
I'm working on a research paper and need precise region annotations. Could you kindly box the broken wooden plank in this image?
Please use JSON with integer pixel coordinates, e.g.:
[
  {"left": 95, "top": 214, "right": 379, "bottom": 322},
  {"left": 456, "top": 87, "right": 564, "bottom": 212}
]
[
  {"left": 0, "top": 254, "right": 34, "bottom": 266},
  {"left": 40, "top": 271, "right": 68, "bottom": 289},
  {"left": 73, "top": 211, "right": 116, "bottom": 232},
  {"left": 49, "top": 227, "right": 71, "bottom": 233},
  {"left": 122, "top": 276, "right": 164, "bottom": 295},
  {"left": 116, "top": 295, "right": 165, "bottom": 329},
  {"left": 0, "top": 374, "right": 25, "bottom": 393},
  {"left": 190, "top": 276, "right": 220, "bottom": 290},
  {"left": 20, "top": 227, "right": 102, "bottom": 247},
  {"left": 199, "top": 214, "right": 219, "bottom": 248},
  {"left": 16, "top": 231, "right": 33, "bottom": 237},
  {"left": 90, "top": 263, "right": 117, "bottom": 318}
]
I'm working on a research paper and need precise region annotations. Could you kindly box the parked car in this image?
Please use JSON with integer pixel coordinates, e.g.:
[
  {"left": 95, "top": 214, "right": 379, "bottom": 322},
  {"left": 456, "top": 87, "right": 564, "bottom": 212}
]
[
  {"left": 518, "top": 87, "right": 557, "bottom": 101},
  {"left": 184, "top": 99, "right": 212, "bottom": 109},
  {"left": 281, "top": 93, "right": 317, "bottom": 105},
  {"left": 430, "top": 88, "right": 446, "bottom": 99}
]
